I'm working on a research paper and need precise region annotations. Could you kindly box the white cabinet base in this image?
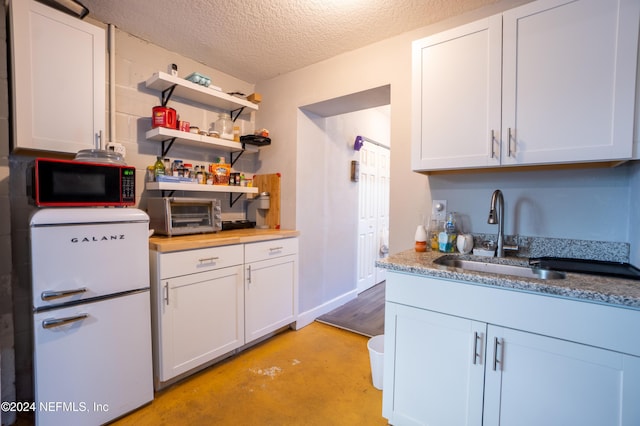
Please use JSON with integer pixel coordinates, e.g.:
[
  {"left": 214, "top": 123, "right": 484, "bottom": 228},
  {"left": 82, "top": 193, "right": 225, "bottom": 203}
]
[
  {"left": 383, "top": 271, "right": 640, "bottom": 426},
  {"left": 150, "top": 238, "right": 298, "bottom": 389}
]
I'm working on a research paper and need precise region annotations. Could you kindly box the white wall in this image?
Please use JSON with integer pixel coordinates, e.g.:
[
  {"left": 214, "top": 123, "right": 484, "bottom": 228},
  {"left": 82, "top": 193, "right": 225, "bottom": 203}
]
[
  {"left": 295, "top": 106, "right": 390, "bottom": 315},
  {"left": 255, "top": 0, "right": 639, "bottom": 323},
  {"left": 429, "top": 166, "right": 632, "bottom": 242},
  {"left": 110, "top": 29, "right": 258, "bottom": 208},
  {"left": 256, "top": 0, "right": 533, "bottom": 247}
]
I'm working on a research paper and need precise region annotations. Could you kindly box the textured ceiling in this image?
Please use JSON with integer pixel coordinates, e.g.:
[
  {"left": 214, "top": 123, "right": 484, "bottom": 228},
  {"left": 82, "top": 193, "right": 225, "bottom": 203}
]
[{"left": 80, "top": 0, "right": 500, "bottom": 83}]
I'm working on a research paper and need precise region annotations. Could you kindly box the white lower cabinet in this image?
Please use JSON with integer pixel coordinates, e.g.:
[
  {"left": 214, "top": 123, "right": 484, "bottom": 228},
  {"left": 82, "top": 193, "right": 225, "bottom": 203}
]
[
  {"left": 150, "top": 238, "right": 298, "bottom": 388},
  {"left": 483, "top": 326, "right": 640, "bottom": 426},
  {"left": 384, "top": 303, "right": 485, "bottom": 426},
  {"left": 150, "top": 245, "right": 244, "bottom": 387},
  {"left": 245, "top": 239, "right": 299, "bottom": 342},
  {"left": 159, "top": 265, "right": 244, "bottom": 382},
  {"left": 383, "top": 272, "right": 640, "bottom": 426}
]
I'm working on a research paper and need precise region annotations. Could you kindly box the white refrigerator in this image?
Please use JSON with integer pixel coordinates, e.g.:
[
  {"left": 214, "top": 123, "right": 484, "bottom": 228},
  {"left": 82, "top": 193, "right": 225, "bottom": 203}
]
[{"left": 30, "top": 208, "right": 153, "bottom": 425}]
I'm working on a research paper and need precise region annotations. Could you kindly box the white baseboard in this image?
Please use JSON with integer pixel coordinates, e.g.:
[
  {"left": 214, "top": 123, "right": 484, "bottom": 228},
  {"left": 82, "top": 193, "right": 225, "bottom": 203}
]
[{"left": 294, "top": 288, "right": 358, "bottom": 330}]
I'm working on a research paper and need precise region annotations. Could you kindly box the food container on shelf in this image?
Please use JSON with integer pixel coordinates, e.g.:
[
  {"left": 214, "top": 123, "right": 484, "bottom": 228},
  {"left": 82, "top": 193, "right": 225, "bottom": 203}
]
[
  {"left": 152, "top": 106, "right": 177, "bottom": 129},
  {"left": 215, "top": 114, "right": 234, "bottom": 140}
]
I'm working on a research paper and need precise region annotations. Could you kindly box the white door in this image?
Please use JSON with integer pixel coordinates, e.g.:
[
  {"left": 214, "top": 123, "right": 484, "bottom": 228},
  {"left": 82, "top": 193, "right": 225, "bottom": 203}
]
[
  {"left": 34, "top": 292, "right": 153, "bottom": 426},
  {"left": 245, "top": 255, "right": 298, "bottom": 342},
  {"left": 383, "top": 303, "right": 486, "bottom": 426},
  {"left": 501, "top": 0, "right": 639, "bottom": 165},
  {"left": 10, "top": 0, "right": 105, "bottom": 153},
  {"left": 357, "top": 141, "right": 390, "bottom": 293},
  {"left": 483, "top": 325, "right": 640, "bottom": 426},
  {"left": 411, "top": 15, "right": 502, "bottom": 171},
  {"left": 160, "top": 265, "right": 244, "bottom": 382}
]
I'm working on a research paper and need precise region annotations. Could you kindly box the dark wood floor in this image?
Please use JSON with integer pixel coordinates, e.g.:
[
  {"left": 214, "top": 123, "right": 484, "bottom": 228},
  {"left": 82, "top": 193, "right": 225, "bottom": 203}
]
[{"left": 316, "top": 281, "right": 385, "bottom": 337}]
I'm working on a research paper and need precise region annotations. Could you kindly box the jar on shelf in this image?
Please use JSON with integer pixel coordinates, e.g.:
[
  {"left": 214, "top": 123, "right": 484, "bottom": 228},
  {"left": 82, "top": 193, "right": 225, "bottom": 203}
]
[{"left": 215, "top": 113, "right": 234, "bottom": 140}]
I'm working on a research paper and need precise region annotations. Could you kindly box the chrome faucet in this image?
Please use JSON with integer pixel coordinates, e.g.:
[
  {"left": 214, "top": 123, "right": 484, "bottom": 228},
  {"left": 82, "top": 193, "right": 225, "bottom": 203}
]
[{"left": 487, "top": 189, "right": 506, "bottom": 257}]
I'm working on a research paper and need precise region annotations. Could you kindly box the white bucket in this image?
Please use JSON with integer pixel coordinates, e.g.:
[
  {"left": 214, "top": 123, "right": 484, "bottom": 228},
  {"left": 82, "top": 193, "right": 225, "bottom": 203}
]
[{"left": 367, "top": 335, "right": 384, "bottom": 390}]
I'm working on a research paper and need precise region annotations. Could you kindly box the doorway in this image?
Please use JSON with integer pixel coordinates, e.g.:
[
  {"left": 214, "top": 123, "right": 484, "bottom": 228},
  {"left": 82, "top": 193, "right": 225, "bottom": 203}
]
[
  {"left": 297, "top": 85, "right": 391, "bottom": 319},
  {"left": 357, "top": 139, "right": 390, "bottom": 294}
]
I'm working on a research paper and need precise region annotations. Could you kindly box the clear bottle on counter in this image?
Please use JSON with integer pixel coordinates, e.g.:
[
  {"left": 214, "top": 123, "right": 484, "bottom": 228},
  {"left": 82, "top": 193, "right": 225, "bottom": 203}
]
[
  {"left": 438, "top": 212, "right": 457, "bottom": 252},
  {"left": 429, "top": 219, "right": 443, "bottom": 251},
  {"left": 164, "top": 158, "right": 171, "bottom": 176}
]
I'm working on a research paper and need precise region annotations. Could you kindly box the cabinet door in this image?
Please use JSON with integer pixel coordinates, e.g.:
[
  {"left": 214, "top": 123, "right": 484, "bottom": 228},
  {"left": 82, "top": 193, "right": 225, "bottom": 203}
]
[
  {"left": 382, "top": 302, "right": 485, "bottom": 426},
  {"left": 9, "top": 0, "right": 105, "bottom": 153},
  {"left": 158, "top": 265, "right": 244, "bottom": 382},
  {"left": 412, "top": 16, "right": 502, "bottom": 171},
  {"left": 245, "top": 254, "right": 298, "bottom": 342},
  {"left": 483, "top": 326, "right": 640, "bottom": 426},
  {"left": 501, "top": 0, "right": 640, "bottom": 165}
]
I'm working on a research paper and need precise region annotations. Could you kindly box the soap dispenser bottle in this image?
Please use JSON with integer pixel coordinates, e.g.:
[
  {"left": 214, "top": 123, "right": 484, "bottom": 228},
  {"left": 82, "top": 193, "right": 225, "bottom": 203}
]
[{"left": 438, "top": 212, "right": 457, "bottom": 252}]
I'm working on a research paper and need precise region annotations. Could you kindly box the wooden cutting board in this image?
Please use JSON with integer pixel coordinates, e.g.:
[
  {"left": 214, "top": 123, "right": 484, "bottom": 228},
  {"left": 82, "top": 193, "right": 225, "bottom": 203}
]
[{"left": 252, "top": 173, "right": 281, "bottom": 229}]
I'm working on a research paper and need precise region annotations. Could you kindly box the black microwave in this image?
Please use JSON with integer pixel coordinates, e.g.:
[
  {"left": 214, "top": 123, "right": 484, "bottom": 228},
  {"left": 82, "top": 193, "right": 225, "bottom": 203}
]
[{"left": 30, "top": 158, "right": 136, "bottom": 207}]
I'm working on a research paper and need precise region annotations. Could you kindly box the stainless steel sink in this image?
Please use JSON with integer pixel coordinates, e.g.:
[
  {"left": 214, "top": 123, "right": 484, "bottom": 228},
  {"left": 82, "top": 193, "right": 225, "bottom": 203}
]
[{"left": 434, "top": 256, "right": 566, "bottom": 280}]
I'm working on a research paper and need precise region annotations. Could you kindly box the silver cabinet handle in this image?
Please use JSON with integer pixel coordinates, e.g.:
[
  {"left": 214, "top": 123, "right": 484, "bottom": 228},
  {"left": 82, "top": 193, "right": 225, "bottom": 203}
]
[
  {"left": 198, "top": 256, "right": 219, "bottom": 263},
  {"left": 42, "top": 314, "right": 88, "bottom": 329},
  {"left": 269, "top": 247, "right": 283, "bottom": 252},
  {"left": 247, "top": 265, "right": 252, "bottom": 285},
  {"left": 164, "top": 282, "right": 169, "bottom": 305},
  {"left": 493, "top": 337, "right": 501, "bottom": 371},
  {"left": 490, "top": 130, "right": 497, "bottom": 159},
  {"left": 41, "top": 288, "right": 87, "bottom": 301},
  {"left": 473, "top": 332, "right": 481, "bottom": 365},
  {"left": 507, "top": 128, "right": 515, "bottom": 158}
]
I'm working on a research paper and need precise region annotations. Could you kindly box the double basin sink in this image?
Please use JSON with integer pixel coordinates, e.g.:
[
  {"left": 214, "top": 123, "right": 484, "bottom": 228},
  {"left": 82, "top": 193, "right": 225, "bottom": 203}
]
[{"left": 434, "top": 256, "right": 566, "bottom": 280}]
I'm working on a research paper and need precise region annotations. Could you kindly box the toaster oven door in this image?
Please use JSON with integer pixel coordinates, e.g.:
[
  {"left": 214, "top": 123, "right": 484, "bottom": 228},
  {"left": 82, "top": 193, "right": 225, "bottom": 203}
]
[{"left": 169, "top": 199, "right": 220, "bottom": 235}]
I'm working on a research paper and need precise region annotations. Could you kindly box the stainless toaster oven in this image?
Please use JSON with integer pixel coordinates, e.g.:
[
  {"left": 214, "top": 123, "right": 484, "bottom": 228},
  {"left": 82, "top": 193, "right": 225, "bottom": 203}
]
[{"left": 147, "top": 197, "right": 222, "bottom": 236}]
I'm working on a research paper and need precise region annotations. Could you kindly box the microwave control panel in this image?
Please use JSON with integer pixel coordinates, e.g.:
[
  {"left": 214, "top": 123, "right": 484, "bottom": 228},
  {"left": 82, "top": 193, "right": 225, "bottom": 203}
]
[{"left": 121, "top": 167, "right": 136, "bottom": 204}]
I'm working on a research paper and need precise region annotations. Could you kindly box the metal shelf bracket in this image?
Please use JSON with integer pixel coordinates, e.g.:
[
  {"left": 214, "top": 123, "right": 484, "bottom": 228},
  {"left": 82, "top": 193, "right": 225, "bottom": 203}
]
[
  {"left": 231, "top": 107, "right": 246, "bottom": 122},
  {"left": 161, "top": 85, "right": 177, "bottom": 106},
  {"left": 161, "top": 137, "right": 177, "bottom": 158},
  {"left": 230, "top": 147, "right": 246, "bottom": 168},
  {"left": 230, "top": 193, "right": 245, "bottom": 208}
]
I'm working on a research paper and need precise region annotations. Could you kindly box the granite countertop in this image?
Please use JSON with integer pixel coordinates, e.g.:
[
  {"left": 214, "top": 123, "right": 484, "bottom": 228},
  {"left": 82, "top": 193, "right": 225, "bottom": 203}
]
[
  {"left": 149, "top": 228, "right": 300, "bottom": 253},
  {"left": 377, "top": 249, "right": 640, "bottom": 310}
]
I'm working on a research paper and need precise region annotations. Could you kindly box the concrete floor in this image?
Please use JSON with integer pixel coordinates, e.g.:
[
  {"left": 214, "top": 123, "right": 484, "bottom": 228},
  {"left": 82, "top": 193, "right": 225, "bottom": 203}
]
[{"left": 112, "top": 322, "right": 387, "bottom": 425}]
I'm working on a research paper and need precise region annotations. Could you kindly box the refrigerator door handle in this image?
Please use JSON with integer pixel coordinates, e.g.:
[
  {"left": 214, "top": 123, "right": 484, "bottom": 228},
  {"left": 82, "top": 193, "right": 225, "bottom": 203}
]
[
  {"left": 42, "top": 314, "right": 89, "bottom": 329},
  {"left": 41, "top": 288, "right": 87, "bottom": 301}
]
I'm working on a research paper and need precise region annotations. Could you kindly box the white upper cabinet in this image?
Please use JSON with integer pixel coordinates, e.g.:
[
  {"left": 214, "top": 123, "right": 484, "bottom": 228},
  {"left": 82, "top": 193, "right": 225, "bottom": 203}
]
[
  {"left": 501, "top": 0, "right": 640, "bottom": 166},
  {"left": 412, "top": 16, "right": 502, "bottom": 171},
  {"left": 9, "top": 0, "right": 105, "bottom": 154},
  {"left": 412, "top": 0, "right": 640, "bottom": 172}
]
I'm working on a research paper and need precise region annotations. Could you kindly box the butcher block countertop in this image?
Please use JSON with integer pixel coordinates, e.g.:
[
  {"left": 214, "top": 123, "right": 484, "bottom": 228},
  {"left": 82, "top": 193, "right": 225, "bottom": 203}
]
[{"left": 149, "top": 229, "right": 300, "bottom": 253}]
